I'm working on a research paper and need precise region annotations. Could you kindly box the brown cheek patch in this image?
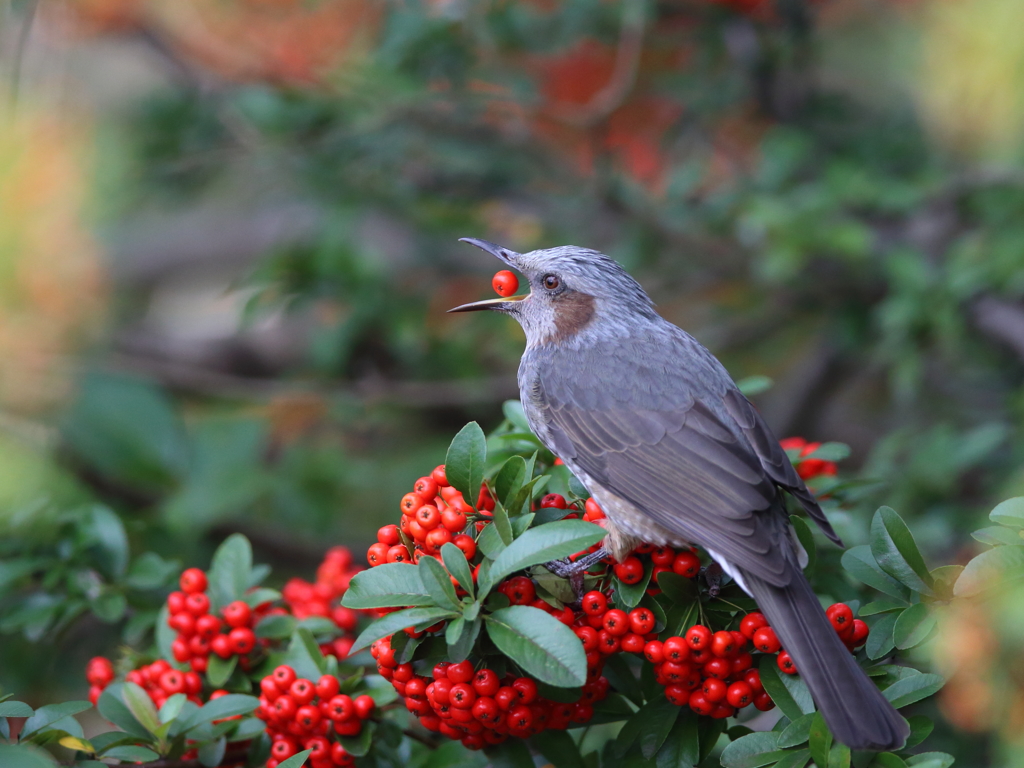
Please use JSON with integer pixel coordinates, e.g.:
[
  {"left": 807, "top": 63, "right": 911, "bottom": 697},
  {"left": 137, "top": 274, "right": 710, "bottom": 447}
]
[{"left": 553, "top": 292, "right": 596, "bottom": 340}]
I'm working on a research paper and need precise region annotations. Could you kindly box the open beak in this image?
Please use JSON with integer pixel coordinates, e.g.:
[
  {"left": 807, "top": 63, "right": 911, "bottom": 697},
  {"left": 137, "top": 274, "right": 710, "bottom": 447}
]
[{"left": 448, "top": 237, "right": 529, "bottom": 313}]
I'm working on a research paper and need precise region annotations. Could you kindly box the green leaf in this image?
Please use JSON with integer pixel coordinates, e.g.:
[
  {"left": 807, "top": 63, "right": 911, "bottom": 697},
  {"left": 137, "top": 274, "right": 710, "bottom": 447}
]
[
  {"left": 872, "top": 753, "right": 908, "bottom": 768},
  {"left": 103, "top": 745, "right": 161, "bottom": 762},
  {"left": 90, "top": 591, "right": 127, "bottom": 623},
  {"left": 255, "top": 613, "right": 297, "bottom": 640},
  {"left": 495, "top": 456, "right": 527, "bottom": 509},
  {"left": 242, "top": 588, "right": 281, "bottom": 608},
  {"left": 485, "top": 520, "right": 606, "bottom": 592},
  {"left": 0, "top": 743, "right": 60, "bottom": 767},
  {"left": 275, "top": 749, "right": 313, "bottom": 768},
  {"left": 502, "top": 400, "right": 533, "bottom": 433},
  {"left": 777, "top": 713, "right": 815, "bottom": 748},
  {"left": 80, "top": 506, "right": 129, "bottom": 580},
  {"left": 719, "top": 732, "right": 787, "bottom": 768},
  {"left": 155, "top": 604, "right": 176, "bottom": 665},
  {"left": 657, "top": 571, "right": 699, "bottom": 605},
  {"left": 954, "top": 545, "right": 1024, "bottom": 597},
  {"left": 229, "top": 717, "right": 266, "bottom": 742},
  {"left": 341, "top": 563, "right": 432, "bottom": 609},
  {"left": 808, "top": 712, "right": 832, "bottom": 768},
  {"left": 971, "top": 526, "right": 1024, "bottom": 546},
  {"left": 340, "top": 721, "right": 374, "bottom": 756},
  {"left": 183, "top": 695, "right": 259, "bottom": 731},
  {"left": 758, "top": 655, "right": 814, "bottom": 721},
  {"left": 206, "top": 654, "right": 237, "bottom": 688},
  {"left": 859, "top": 598, "right": 908, "bottom": 616},
  {"left": 207, "top": 534, "right": 253, "bottom": 611},
  {"left": 989, "top": 497, "right": 1024, "bottom": 529},
  {"left": 841, "top": 546, "right": 911, "bottom": 601},
  {"left": 98, "top": 685, "right": 150, "bottom": 739},
  {"left": 20, "top": 701, "right": 91, "bottom": 738},
  {"left": 484, "top": 606, "right": 587, "bottom": 688},
  {"left": 198, "top": 736, "right": 226, "bottom": 767},
  {"left": 446, "top": 617, "right": 482, "bottom": 663},
  {"left": 736, "top": 375, "right": 773, "bottom": 396},
  {"left": 866, "top": 611, "right": 899, "bottom": 660},
  {"left": 281, "top": 628, "right": 328, "bottom": 680},
  {"left": 423, "top": 741, "right": 488, "bottom": 768},
  {"left": 790, "top": 516, "right": 817, "bottom": 573},
  {"left": 126, "top": 552, "right": 179, "bottom": 590},
  {"left": 0, "top": 701, "right": 33, "bottom": 717},
  {"left": 485, "top": 738, "right": 533, "bottom": 768},
  {"left": 772, "top": 749, "right": 811, "bottom": 768},
  {"left": 298, "top": 616, "right": 340, "bottom": 639},
  {"left": 829, "top": 743, "right": 851, "bottom": 768},
  {"left": 492, "top": 500, "right": 514, "bottom": 546},
  {"left": 802, "top": 442, "right": 850, "bottom": 462},
  {"left": 418, "top": 555, "right": 461, "bottom": 611},
  {"left": 893, "top": 603, "right": 937, "bottom": 650},
  {"left": 638, "top": 696, "right": 682, "bottom": 759},
  {"left": 614, "top": 560, "right": 653, "bottom": 610},
  {"left": 121, "top": 682, "right": 161, "bottom": 735},
  {"left": 531, "top": 730, "right": 585, "bottom": 768},
  {"left": 905, "top": 752, "right": 954, "bottom": 768},
  {"left": 441, "top": 542, "right": 474, "bottom": 598},
  {"left": 905, "top": 715, "right": 934, "bottom": 748},
  {"left": 655, "top": 711, "right": 699, "bottom": 768},
  {"left": 477, "top": 523, "right": 507, "bottom": 560},
  {"left": 159, "top": 694, "right": 187, "bottom": 724},
  {"left": 870, "top": 508, "right": 934, "bottom": 594},
  {"left": 882, "top": 673, "right": 944, "bottom": 709},
  {"left": 350, "top": 606, "right": 459, "bottom": 654},
  {"left": 446, "top": 422, "right": 487, "bottom": 508}
]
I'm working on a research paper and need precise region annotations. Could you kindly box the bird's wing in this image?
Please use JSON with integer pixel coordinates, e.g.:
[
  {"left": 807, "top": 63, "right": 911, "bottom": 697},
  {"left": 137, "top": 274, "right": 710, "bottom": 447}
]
[{"left": 529, "top": 331, "right": 824, "bottom": 586}]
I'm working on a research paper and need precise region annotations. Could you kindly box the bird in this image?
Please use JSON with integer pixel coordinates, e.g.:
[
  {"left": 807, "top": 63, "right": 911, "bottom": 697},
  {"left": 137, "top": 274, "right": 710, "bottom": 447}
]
[{"left": 448, "top": 238, "right": 909, "bottom": 751}]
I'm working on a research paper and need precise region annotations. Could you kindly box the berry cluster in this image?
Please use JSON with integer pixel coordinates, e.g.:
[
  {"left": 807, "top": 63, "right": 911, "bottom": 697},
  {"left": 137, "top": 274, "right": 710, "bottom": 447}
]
[
  {"left": 779, "top": 437, "right": 839, "bottom": 481},
  {"left": 371, "top": 638, "right": 609, "bottom": 750},
  {"left": 167, "top": 568, "right": 263, "bottom": 674},
  {"left": 254, "top": 666, "right": 375, "bottom": 768},
  {"left": 366, "top": 465, "right": 483, "bottom": 567},
  {"left": 87, "top": 656, "right": 204, "bottom": 709},
  {"left": 167, "top": 547, "right": 364, "bottom": 673}
]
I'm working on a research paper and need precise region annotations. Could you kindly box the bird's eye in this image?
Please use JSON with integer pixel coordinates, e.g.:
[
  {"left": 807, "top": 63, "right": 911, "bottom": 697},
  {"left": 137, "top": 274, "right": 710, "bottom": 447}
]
[{"left": 542, "top": 274, "right": 561, "bottom": 291}]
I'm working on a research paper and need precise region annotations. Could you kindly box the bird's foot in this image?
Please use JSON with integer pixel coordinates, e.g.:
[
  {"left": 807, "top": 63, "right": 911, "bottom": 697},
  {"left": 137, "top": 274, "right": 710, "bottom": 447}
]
[
  {"left": 543, "top": 547, "right": 609, "bottom": 602},
  {"left": 702, "top": 562, "right": 723, "bottom": 598}
]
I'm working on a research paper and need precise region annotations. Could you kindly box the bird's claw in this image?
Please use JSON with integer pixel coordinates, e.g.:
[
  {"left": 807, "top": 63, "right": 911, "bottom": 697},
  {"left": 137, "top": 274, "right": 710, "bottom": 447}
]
[{"left": 542, "top": 547, "right": 610, "bottom": 602}]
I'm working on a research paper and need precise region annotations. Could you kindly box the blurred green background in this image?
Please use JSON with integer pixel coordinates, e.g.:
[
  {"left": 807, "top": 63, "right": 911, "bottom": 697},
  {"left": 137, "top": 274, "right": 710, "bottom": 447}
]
[{"left": 1, "top": 0, "right": 1024, "bottom": 763}]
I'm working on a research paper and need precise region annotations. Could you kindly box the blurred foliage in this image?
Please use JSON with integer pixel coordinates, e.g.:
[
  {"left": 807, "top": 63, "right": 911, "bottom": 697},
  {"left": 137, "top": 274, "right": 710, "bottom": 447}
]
[{"left": 1, "top": 0, "right": 1024, "bottom": 765}]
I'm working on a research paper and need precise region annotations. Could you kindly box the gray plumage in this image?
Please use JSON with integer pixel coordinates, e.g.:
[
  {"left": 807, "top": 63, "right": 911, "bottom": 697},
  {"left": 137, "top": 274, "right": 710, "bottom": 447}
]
[{"left": 450, "top": 239, "right": 909, "bottom": 751}]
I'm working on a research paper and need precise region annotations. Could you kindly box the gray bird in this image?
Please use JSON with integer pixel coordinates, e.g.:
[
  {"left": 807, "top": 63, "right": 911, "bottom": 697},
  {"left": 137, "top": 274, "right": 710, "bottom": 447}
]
[{"left": 449, "top": 238, "right": 909, "bottom": 752}]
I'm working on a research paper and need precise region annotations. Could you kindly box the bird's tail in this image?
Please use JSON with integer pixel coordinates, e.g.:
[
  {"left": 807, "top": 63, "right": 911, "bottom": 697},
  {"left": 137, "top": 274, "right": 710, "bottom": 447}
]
[{"left": 740, "top": 559, "right": 909, "bottom": 751}]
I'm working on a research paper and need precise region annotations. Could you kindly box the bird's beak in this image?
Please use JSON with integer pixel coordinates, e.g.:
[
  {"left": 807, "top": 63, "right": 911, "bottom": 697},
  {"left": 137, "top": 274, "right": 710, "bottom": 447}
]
[
  {"left": 458, "top": 237, "right": 520, "bottom": 268},
  {"left": 448, "top": 237, "right": 529, "bottom": 313}
]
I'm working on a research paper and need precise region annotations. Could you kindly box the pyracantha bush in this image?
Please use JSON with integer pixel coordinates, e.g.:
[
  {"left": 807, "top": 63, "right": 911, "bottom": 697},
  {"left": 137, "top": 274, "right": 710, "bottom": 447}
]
[{"left": 1, "top": 407, "right": 959, "bottom": 768}]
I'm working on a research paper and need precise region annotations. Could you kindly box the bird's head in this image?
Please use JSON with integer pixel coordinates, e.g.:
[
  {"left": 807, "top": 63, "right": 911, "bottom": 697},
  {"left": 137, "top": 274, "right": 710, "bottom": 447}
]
[{"left": 448, "top": 238, "right": 657, "bottom": 346}]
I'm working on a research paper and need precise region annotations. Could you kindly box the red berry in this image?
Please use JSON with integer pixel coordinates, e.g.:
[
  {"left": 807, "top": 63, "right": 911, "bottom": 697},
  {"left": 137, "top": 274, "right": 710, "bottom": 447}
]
[
  {"left": 777, "top": 651, "right": 797, "bottom": 675},
  {"left": 367, "top": 542, "right": 390, "bottom": 567},
  {"left": 295, "top": 705, "right": 321, "bottom": 731},
  {"left": 450, "top": 683, "right": 476, "bottom": 709},
  {"left": 413, "top": 476, "right": 439, "bottom": 501},
  {"left": 354, "top": 695, "right": 375, "bottom": 720},
  {"left": 453, "top": 534, "right": 476, "bottom": 560},
  {"left": 495, "top": 686, "right": 517, "bottom": 711},
  {"left": 685, "top": 625, "right": 712, "bottom": 650},
  {"left": 506, "top": 576, "right": 536, "bottom": 605},
  {"left": 849, "top": 619, "right": 870, "bottom": 648},
  {"left": 703, "top": 657, "right": 732, "bottom": 680},
  {"left": 159, "top": 670, "right": 185, "bottom": 695},
  {"left": 826, "top": 603, "right": 855, "bottom": 638},
  {"left": 222, "top": 600, "right": 252, "bottom": 629},
  {"left": 210, "top": 634, "right": 232, "bottom": 659},
  {"left": 743, "top": 669, "right": 763, "bottom": 694},
  {"left": 664, "top": 684, "right": 689, "bottom": 706},
  {"left": 663, "top": 636, "right": 690, "bottom": 662},
  {"left": 688, "top": 690, "right": 713, "bottom": 716},
  {"left": 710, "top": 630, "right": 737, "bottom": 658},
  {"left": 290, "top": 679, "right": 316, "bottom": 705},
  {"left": 315, "top": 675, "right": 340, "bottom": 700},
  {"left": 575, "top": 625, "right": 599, "bottom": 652},
  {"left": 739, "top": 612, "right": 768, "bottom": 639},
  {"left": 447, "top": 660, "right": 474, "bottom": 684},
  {"left": 753, "top": 626, "right": 781, "bottom": 654},
  {"left": 508, "top": 704, "right": 533, "bottom": 730},
  {"left": 86, "top": 657, "right": 115, "bottom": 687},
  {"left": 195, "top": 614, "right": 221, "bottom": 639},
  {"left": 627, "top": 607, "right": 655, "bottom": 636},
  {"left": 472, "top": 696, "right": 500, "bottom": 723},
  {"left": 228, "top": 627, "right": 256, "bottom": 655},
  {"left": 378, "top": 525, "right": 401, "bottom": 546},
  {"left": 581, "top": 591, "right": 607, "bottom": 616},
  {"left": 650, "top": 547, "right": 676, "bottom": 566},
  {"left": 727, "top": 681, "right": 754, "bottom": 708},
  {"left": 511, "top": 677, "right": 537, "bottom": 704},
  {"left": 621, "top": 633, "right": 645, "bottom": 653},
  {"left": 644, "top": 640, "right": 665, "bottom": 663},
  {"left": 185, "top": 593, "right": 210, "bottom": 617},
  {"left": 754, "top": 691, "right": 775, "bottom": 711},
  {"left": 702, "top": 678, "right": 727, "bottom": 703},
  {"left": 326, "top": 694, "right": 355, "bottom": 721},
  {"left": 672, "top": 551, "right": 701, "bottom": 578},
  {"left": 416, "top": 505, "right": 441, "bottom": 531},
  {"left": 472, "top": 668, "right": 500, "bottom": 697},
  {"left": 539, "top": 493, "right": 567, "bottom": 509},
  {"left": 431, "top": 465, "right": 448, "bottom": 487},
  {"left": 180, "top": 568, "right": 207, "bottom": 594},
  {"left": 442, "top": 510, "right": 468, "bottom": 533},
  {"left": 166, "top": 591, "right": 187, "bottom": 614},
  {"left": 492, "top": 270, "right": 519, "bottom": 297},
  {"left": 583, "top": 499, "right": 605, "bottom": 519},
  {"left": 603, "top": 609, "right": 629, "bottom": 637},
  {"left": 386, "top": 545, "right": 411, "bottom": 563},
  {"left": 614, "top": 556, "right": 644, "bottom": 585},
  {"left": 273, "top": 665, "right": 297, "bottom": 688}
]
